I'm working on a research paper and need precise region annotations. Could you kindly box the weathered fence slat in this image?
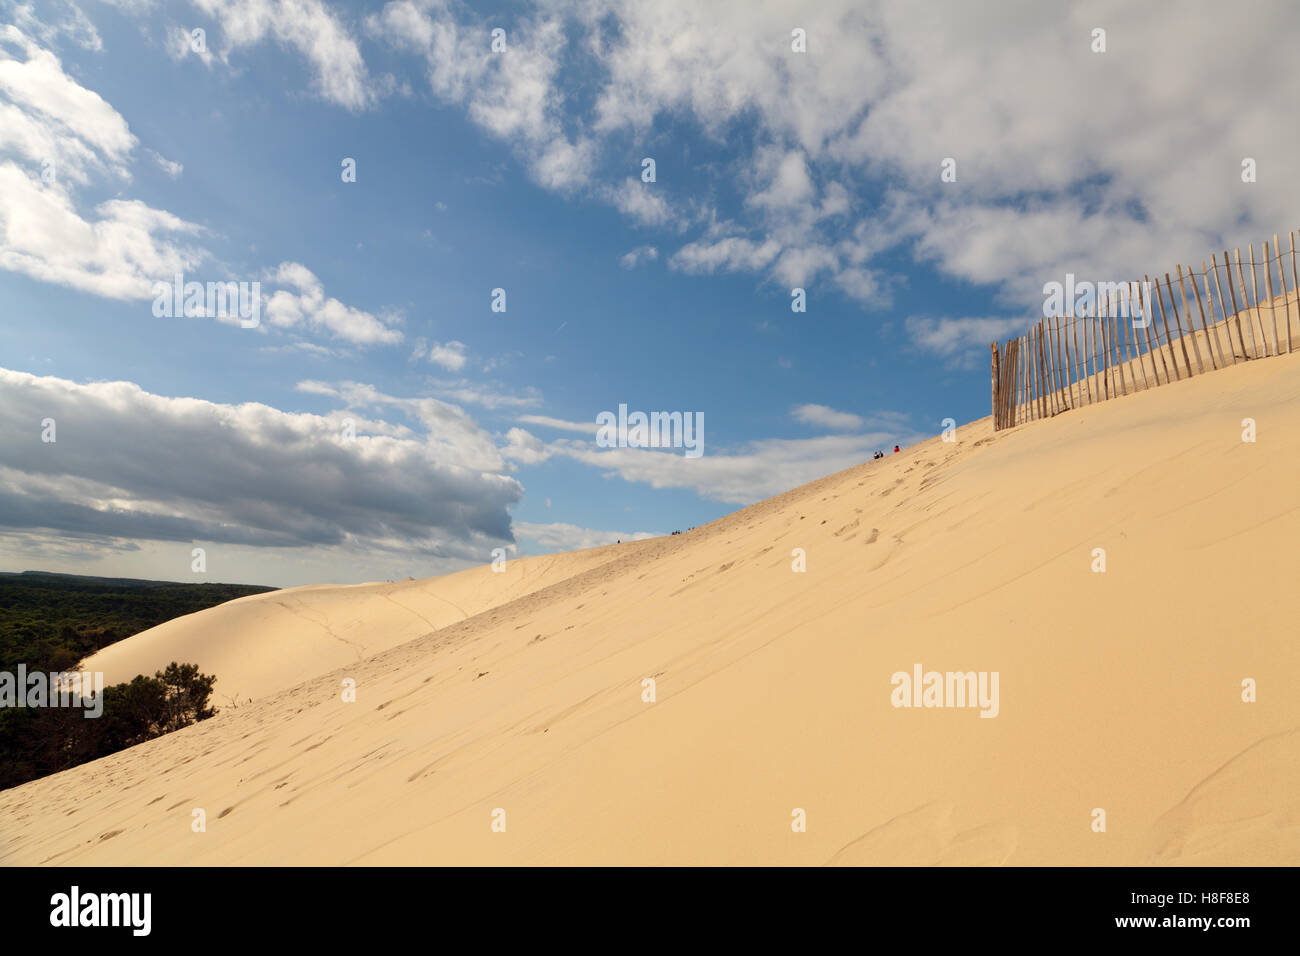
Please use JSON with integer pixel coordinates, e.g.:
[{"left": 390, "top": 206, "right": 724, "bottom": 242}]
[
  {"left": 1073, "top": 314, "right": 1089, "bottom": 404},
  {"left": 1138, "top": 279, "right": 1161, "bottom": 385},
  {"left": 1153, "top": 275, "right": 1178, "bottom": 379},
  {"left": 1176, "top": 266, "right": 1205, "bottom": 375},
  {"left": 1239, "top": 247, "right": 1262, "bottom": 359},
  {"left": 1210, "top": 255, "right": 1237, "bottom": 365},
  {"left": 1284, "top": 231, "right": 1294, "bottom": 356},
  {"left": 1199, "top": 261, "right": 1226, "bottom": 368},
  {"left": 1166, "top": 273, "right": 1194, "bottom": 377},
  {"left": 1190, "top": 263, "right": 1217, "bottom": 371}
]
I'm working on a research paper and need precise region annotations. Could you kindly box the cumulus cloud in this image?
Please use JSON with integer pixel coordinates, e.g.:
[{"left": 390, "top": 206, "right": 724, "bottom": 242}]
[
  {"left": 0, "top": 25, "right": 134, "bottom": 182},
  {"left": 619, "top": 245, "right": 659, "bottom": 269},
  {"left": 0, "top": 26, "right": 390, "bottom": 350},
  {"left": 607, "top": 178, "right": 676, "bottom": 227},
  {"left": 670, "top": 236, "right": 781, "bottom": 275},
  {"left": 189, "top": 0, "right": 375, "bottom": 109},
  {"left": 426, "top": 340, "right": 468, "bottom": 371},
  {"left": 0, "top": 162, "right": 206, "bottom": 299},
  {"left": 264, "top": 262, "right": 403, "bottom": 345},
  {"left": 354, "top": 0, "right": 1300, "bottom": 314},
  {"left": 499, "top": 427, "right": 549, "bottom": 464},
  {"left": 905, "top": 315, "right": 1029, "bottom": 367},
  {"left": 791, "top": 404, "right": 864, "bottom": 431},
  {"left": 368, "top": 0, "right": 592, "bottom": 190},
  {"left": 0, "top": 368, "right": 522, "bottom": 557}
]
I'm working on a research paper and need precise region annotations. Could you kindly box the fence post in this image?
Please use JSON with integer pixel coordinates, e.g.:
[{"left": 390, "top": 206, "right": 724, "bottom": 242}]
[
  {"left": 1200, "top": 260, "right": 1227, "bottom": 368},
  {"left": 1016, "top": 335, "right": 1024, "bottom": 424},
  {"left": 1232, "top": 248, "right": 1258, "bottom": 359},
  {"left": 1153, "top": 275, "right": 1179, "bottom": 379},
  {"left": 1166, "top": 273, "right": 1195, "bottom": 376},
  {"left": 1145, "top": 274, "right": 1170, "bottom": 383},
  {"left": 1000, "top": 338, "right": 1013, "bottom": 428},
  {"left": 1268, "top": 238, "right": 1279, "bottom": 356},
  {"left": 1128, "top": 286, "right": 1149, "bottom": 391},
  {"left": 1176, "top": 266, "right": 1205, "bottom": 374},
  {"left": 1110, "top": 294, "right": 1127, "bottom": 396},
  {"left": 1190, "top": 263, "right": 1218, "bottom": 370},
  {"left": 1088, "top": 305, "right": 1099, "bottom": 400},
  {"left": 1267, "top": 237, "right": 1282, "bottom": 356},
  {"left": 1284, "top": 232, "right": 1294, "bottom": 356},
  {"left": 1021, "top": 335, "right": 1029, "bottom": 423},
  {"left": 1049, "top": 316, "right": 1062, "bottom": 411},
  {"left": 1064, "top": 314, "right": 1077, "bottom": 407},
  {"left": 991, "top": 343, "right": 1000, "bottom": 429},
  {"left": 1144, "top": 278, "right": 1164, "bottom": 382},
  {"left": 1076, "top": 314, "right": 1086, "bottom": 403},
  {"left": 1038, "top": 321, "right": 1049, "bottom": 419},
  {"left": 1103, "top": 297, "right": 1114, "bottom": 398},
  {"left": 1211, "top": 255, "right": 1237, "bottom": 365}
]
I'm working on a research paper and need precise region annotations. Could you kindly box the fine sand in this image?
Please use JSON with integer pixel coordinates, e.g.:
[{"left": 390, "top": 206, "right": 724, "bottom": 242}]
[
  {"left": 82, "top": 545, "right": 647, "bottom": 705},
  {"left": 3, "top": 349, "right": 1298, "bottom": 865}
]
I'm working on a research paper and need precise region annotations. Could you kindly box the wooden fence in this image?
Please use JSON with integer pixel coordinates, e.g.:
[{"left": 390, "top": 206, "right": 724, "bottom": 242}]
[{"left": 991, "top": 232, "right": 1300, "bottom": 430}]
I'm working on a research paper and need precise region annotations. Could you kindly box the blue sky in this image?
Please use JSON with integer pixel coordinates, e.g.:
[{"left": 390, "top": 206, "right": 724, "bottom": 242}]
[{"left": 2, "top": 0, "right": 1297, "bottom": 586}]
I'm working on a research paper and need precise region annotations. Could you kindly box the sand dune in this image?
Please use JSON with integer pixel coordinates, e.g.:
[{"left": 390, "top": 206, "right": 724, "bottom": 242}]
[
  {"left": 82, "top": 546, "right": 644, "bottom": 705},
  {"left": 3, "top": 350, "right": 1298, "bottom": 865}
]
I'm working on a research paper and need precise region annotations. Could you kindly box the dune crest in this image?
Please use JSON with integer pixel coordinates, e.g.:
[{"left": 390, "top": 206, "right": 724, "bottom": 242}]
[{"left": 82, "top": 545, "right": 643, "bottom": 704}]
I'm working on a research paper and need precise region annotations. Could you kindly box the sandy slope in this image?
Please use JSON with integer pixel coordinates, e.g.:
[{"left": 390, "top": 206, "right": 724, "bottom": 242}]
[
  {"left": 3, "top": 351, "right": 1298, "bottom": 865},
  {"left": 82, "top": 546, "right": 644, "bottom": 704}
]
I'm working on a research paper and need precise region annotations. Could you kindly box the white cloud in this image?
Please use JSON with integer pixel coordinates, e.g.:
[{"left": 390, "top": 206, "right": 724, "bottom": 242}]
[
  {"left": 425, "top": 340, "right": 467, "bottom": 371},
  {"left": 607, "top": 178, "right": 675, "bottom": 227},
  {"left": 749, "top": 148, "right": 815, "bottom": 211},
  {"left": 146, "top": 148, "right": 182, "bottom": 178},
  {"left": 0, "top": 368, "right": 523, "bottom": 557},
  {"left": 791, "top": 404, "right": 864, "bottom": 431},
  {"left": 427, "top": 379, "right": 542, "bottom": 410},
  {"left": 549, "top": 432, "right": 919, "bottom": 505},
  {"left": 905, "top": 315, "right": 1028, "bottom": 367},
  {"left": 619, "top": 244, "right": 658, "bottom": 269},
  {"left": 500, "top": 427, "right": 549, "bottom": 464},
  {"left": 369, "top": 1, "right": 592, "bottom": 190},
  {"left": 516, "top": 414, "right": 599, "bottom": 435},
  {"left": 9, "top": 2, "right": 103, "bottom": 52},
  {"left": 264, "top": 261, "right": 402, "bottom": 345},
  {"left": 358, "top": 0, "right": 1300, "bottom": 313},
  {"left": 670, "top": 235, "right": 781, "bottom": 275},
  {"left": 0, "top": 25, "right": 134, "bottom": 182},
  {"left": 189, "top": 0, "right": 375, "bottom": 110},
  {"left": 514, "top": 521, "right": 657, "bottom": 553},
  {"left": 165, "top": 24, "right": 213, "bottom": 67},
  {"left": 0, "top": 162, "right": 206, "bottom": 299}
]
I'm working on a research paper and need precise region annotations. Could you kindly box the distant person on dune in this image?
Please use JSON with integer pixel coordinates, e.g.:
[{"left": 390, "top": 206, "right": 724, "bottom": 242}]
[{"left": 893, "top": 445, "right": 900, "bottom": 453}]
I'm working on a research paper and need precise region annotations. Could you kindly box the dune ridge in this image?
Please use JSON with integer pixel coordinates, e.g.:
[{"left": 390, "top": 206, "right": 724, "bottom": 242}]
[
  {"left": 2, "top": 349, "right": 1298, "bottom": 865},
  {"left": 81, "top": 543, "right": 650, "bottom": 705}
]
